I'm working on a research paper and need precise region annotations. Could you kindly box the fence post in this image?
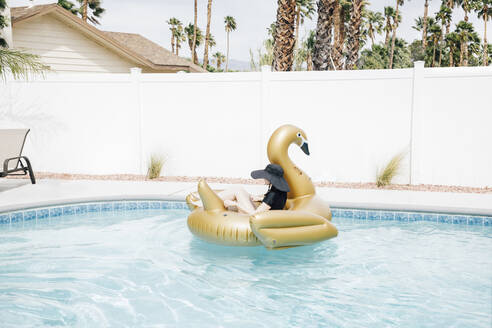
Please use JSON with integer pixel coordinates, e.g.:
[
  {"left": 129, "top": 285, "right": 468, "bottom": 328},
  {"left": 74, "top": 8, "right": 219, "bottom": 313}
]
[
  {"left": 130, "top": 67, "right": 144, "bottom": 175},
  {"left": 409, "top": 61, "right": 424, "bottom": 185},
  {"left": 259, "top": 65, "right": 271, "bottom": 167}
]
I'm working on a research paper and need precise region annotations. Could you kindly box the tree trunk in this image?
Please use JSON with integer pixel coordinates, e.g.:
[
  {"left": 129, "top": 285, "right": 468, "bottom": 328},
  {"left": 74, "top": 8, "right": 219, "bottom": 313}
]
[
  {"left": 460, "top": 42, "right": 464, "bottom": 66},
  {"left": 307, "top": 52, "right": 313, "bottom": 70},
  {"left": 449, "top": 45, "right": 454, "bottom": 67},
  {"left": 176, "top": 41, "right": 180, "bottom": 56},
  {"left": 369, "top": 23, "right": 375, "bottom": 47},
  {"left": 439, "top": 22, "right": 444, "bottom": 66},
  {"left": 389, "top": 1, "right": 400, "bottom": 69},
  {"left": 225, "top": 31, "right": 230, "bottom": 71},
  {"left": 332, "top": 0, "right": 344, "bottom": 70},
  {"left": 171, "top": 34, "right": 175, "bottom": 54},
  {"left": 345, "top": 0, "right": 363, "bottom": 70},
  {"left": 483, "top": 9, "right": 488, "bottom": 66},
  {"left": 203, "top": 0, "right": 213, "bottom": 69},
  {"left": 82, "top": 0, "right": 88, "bottom": 22},
  {"left": 295, "top": 6, "right": 301, "bottom": 49},
  {"left": 385, "top": 16, "right": 391, "bottom": 44},
  {"left": 273, "top": 0, "right": 297, "bottom": 71},
  {"left": 422, "top": 0, "right": 429, "bottom": 51},
  {"left": 463, "top": 36, "right": 468, "bottom": 67},
  {"left": 191, "top": 0, "right": 198, "bottom": 64},
  {"left": 432, "top": 38, "right": 437, "bottom": 67},
  {"left": 445, "top": 0, "right": 452, "bottom": 35},
  {"left": 313, "top": 0, "right": 336, "bottom": 70}
]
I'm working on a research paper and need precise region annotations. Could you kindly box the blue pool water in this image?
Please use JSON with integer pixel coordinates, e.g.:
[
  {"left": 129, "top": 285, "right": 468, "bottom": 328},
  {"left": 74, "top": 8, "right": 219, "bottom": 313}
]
[{"left": 0, "top": 205, "right": 490, "bottom": 327}]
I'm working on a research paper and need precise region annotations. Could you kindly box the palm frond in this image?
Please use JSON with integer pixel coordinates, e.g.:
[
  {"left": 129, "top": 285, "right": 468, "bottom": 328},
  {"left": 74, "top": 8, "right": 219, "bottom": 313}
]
[{"left": 0, "top": 49, "right": 49, "bottom": 81}]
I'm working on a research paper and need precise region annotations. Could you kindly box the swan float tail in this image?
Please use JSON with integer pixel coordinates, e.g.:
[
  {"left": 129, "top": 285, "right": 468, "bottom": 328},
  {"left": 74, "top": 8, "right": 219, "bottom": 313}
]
[
  {"left": 197, "top": 179, "right": 226, "bottom": 212},
  {"left": 250, "top": 210, "right": 338, "bottom": 249}
]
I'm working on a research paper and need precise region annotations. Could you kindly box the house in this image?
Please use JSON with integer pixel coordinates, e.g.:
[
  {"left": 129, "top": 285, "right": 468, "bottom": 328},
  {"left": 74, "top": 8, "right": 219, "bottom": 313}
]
[{"left": 8, "top": 4, "right": 205, "bottom": 73}]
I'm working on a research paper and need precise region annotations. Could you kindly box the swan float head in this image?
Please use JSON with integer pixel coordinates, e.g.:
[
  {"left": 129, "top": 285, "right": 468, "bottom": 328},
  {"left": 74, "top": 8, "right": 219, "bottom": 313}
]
[
  {"left": 267, "top": 125, "right": 315, "bottom": 199},
  {"left": 295, "top": 131, "right": 310, "bottom": 155}
]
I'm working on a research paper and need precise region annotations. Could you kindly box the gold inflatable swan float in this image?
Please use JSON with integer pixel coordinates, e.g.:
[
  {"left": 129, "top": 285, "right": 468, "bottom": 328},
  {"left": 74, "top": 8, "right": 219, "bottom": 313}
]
[{"left": 185, "top": 125, "right": 338, "bottom": 249}]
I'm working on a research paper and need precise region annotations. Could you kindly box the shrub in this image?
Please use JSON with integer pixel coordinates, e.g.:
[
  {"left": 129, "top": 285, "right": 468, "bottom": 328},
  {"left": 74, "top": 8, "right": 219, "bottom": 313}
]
[
  {"left": 376, "top": 152, "right": 406, "bottom": 187},
  {"left": 147, "top": 154, "right": 165, "bottom": 180}
]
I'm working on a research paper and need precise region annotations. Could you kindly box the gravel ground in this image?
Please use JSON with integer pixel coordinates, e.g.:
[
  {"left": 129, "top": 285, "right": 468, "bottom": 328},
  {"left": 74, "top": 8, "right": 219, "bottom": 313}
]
[{"left": 7, "top": 172, "right": 492, "bottom": 194}]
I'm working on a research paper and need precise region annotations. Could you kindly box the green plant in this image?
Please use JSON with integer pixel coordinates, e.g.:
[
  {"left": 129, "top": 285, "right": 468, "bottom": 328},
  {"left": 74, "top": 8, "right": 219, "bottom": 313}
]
[
  {"left": 376, "top": 152, "right": 405, "bottom": 187},
  {"left": 147, "top": 154, "right": 165, "bottom": 180},
  {"left": 0, "top": 49, "right": 48, "bottom": 80}
]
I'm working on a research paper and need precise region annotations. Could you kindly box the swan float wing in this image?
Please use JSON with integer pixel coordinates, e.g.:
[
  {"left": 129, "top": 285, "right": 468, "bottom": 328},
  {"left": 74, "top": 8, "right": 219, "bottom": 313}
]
[{"left": 250, "top": 210, "right": 338, "bottom": 249}]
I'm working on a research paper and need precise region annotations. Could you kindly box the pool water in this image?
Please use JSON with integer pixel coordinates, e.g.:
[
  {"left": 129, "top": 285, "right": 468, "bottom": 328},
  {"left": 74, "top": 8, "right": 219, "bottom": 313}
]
[{"left": 0, "top": 208, "right": 490, "bottom": 327}]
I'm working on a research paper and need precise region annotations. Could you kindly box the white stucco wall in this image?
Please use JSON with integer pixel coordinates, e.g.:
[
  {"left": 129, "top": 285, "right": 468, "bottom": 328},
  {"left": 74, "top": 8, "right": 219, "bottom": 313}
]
[{"left": 1, "top": 65, "right": 491, "bottom": 187}]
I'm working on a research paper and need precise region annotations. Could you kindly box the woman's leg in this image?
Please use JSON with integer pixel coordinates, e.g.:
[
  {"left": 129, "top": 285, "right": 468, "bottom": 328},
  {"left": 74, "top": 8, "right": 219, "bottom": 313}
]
[{"left": 218, "top": 187, "right": 256, "bottom": 214}]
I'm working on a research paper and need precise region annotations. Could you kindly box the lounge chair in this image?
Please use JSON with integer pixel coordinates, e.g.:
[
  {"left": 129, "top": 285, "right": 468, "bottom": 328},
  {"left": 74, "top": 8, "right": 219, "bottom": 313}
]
[{"left": 0, "top": 129, "right": 36, "bottom": 184}]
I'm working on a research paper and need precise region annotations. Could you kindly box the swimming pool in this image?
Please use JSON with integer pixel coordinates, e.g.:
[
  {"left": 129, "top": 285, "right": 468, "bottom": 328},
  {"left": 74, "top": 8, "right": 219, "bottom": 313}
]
[{"left": 1, "top": 201, "right": 491, "bottom": 327}]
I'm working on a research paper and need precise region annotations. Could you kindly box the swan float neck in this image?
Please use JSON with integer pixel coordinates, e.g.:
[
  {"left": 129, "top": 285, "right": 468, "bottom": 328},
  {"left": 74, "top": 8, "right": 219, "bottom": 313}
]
[{"left": 267, "top": 125, "right": 315, "bottom": 199}]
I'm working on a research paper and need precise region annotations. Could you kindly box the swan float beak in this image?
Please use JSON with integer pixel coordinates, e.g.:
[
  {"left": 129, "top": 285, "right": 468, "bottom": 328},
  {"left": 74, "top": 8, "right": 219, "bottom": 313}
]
[{"left": 301, "top": 142, "right": 310, "bottom": 155}]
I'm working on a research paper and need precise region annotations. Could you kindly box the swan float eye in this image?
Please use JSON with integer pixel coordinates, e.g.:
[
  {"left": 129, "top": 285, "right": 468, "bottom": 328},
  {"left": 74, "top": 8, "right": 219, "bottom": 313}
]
[{"left": 297, "top": 132, "right": 301, "bottom": 138}]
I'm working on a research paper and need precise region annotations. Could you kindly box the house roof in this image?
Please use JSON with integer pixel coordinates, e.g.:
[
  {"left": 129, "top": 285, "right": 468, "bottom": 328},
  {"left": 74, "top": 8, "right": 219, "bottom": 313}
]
[
  {"left": 10, "top": 4, "right": 205, "bottom": 73},
  {"left": 102, "top": 31, "right": 200, "bottom": 69}
]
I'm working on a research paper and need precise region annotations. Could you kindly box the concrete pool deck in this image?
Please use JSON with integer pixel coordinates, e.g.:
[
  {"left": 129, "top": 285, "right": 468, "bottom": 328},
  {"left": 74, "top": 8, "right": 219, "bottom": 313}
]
[{"left": 1, "top": 179, "right": 492, "bottom": 216}]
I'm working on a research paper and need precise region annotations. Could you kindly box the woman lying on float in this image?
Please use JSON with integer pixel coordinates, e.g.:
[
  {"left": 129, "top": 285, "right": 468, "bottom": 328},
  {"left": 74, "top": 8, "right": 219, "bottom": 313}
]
[{"left": 186, "top": 125, "right": 338, "bottom": 249}]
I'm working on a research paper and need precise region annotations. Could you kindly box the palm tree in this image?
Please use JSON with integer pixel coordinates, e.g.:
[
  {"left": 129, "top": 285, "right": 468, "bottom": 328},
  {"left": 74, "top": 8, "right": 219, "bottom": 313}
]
[
  {"left": 294, "top": 0, "right": 316, "bottom": 48},
  {"left": 273, "top": 0, "right": 296, "bottom": 71},
  {"left": 389, "top": 0, "right": 406, "bottom": 69},
  {"left": 267, "top": 22, "right": 277, "bottom": 39},
  {"left": 455, "top": 20, "right": 478, "bottom": 66},
  {"left": 455, "top": 0, "right": 472, "bottom": 21},
  {"left": 421, "top": 0, "right": 431, "bottom": 51},
  {"left": 313, "top": 0, "right": 337, "bottom": 70},
  {"left": 174, "top": 25, "right": 186, "bottom": 56},
  {"left": 203, "top": 0, "right": 213, "bottom": 69},
  {"left": 305, "top": 30, "right": 316, "bottom": 70},
  {"left": 77, "top": 0, "right": 105, "bottom": 25},
  {"left": 384, "top": 6, "right": 396, "bottom": 45},
  {"left": 428, "top": 23, "right": 442, "bottom": 66},
  {"left": 212, "top": 51, "right": 225, "bottom": 70},
  {"left": 345, "top": 0, "right": 366, "bottom": 69},
  {"left": 185, "top": 23, "right": 203, "bottom": 64},
  {"left": 436, "top": 5, "right": 452, "bottom": 66},
  {"left": 57, "top": 0, "right": 104, "bottom": 24},
  {"left": 365, "top": 10, "right": 384, "bottom": 47},
  {"left": 224, "top": 16, "right": 237, "bottom": 72},
  {"left": 445, "top": 31, "right": 460, "bottom": 66},
  {"left": 167, "top": 18, "right": 182, "bottom": 54},
  {"left": 332, "top": 0, "right": 350, "bottom": 70},
  {"left": 207, "top": 34, "right": 216, "bottom": 49},
  {"left": 192, "top": 0, "right": 198, "bottom": 64},
  {"left": 443, "top": 0, "right": 455, "bottom": 36},
  {"left": 413, "top": 16, "right": 436, "bottom": 33},
  {"left": 58, "top": 0, "right": 79, "bottom": 15},
  {"left": 476, "top": 0, "right": 491, "bottom": 66}
]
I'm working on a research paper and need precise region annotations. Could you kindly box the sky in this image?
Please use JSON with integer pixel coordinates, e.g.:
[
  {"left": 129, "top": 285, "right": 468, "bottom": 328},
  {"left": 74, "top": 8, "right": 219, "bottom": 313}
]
[{"left": 10, "top": 0, "right": 489, "bottom": 63}]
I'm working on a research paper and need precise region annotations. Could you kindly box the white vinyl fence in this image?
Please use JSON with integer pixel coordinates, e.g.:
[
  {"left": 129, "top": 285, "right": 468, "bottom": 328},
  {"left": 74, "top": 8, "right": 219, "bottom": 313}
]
[{"left": 1, "top": 62, "right": 491, "bottom": 188}]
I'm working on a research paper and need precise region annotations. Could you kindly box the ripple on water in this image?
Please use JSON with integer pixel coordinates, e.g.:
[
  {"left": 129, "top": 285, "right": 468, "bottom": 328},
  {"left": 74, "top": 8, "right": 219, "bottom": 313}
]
[{"left": 0, "top": 210, "right": 490, "bottom": 327}]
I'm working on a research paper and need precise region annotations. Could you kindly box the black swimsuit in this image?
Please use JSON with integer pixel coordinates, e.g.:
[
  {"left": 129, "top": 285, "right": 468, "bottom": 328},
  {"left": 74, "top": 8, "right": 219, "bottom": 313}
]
[{"left": 262, "top": 186, "right": 287, "bottom": 210}]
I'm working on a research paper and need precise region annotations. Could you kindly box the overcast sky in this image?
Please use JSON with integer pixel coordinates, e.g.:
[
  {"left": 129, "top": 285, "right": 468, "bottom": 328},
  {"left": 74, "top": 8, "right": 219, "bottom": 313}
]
[{"left": 10, "top": 0, "right": 489, "bottom": 62}]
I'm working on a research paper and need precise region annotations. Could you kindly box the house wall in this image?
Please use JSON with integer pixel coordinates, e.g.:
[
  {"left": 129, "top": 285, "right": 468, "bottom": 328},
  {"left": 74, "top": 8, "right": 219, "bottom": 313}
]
[
  {"left": 1, "top": 65, "right": 491, "bottom": 188},
  {"left": 12, "top": 13, "right": 141, "bottom": 73}
]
